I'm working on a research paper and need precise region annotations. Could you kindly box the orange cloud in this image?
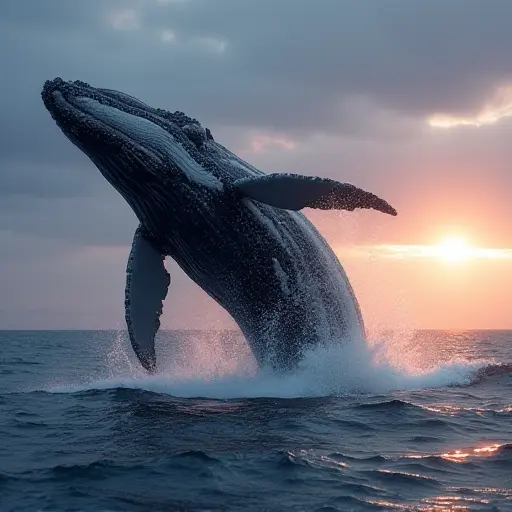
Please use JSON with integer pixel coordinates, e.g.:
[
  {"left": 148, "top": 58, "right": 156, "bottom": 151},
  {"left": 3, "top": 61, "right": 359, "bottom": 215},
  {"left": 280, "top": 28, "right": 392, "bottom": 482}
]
[
  {"left": 250, "top": 134, "right": 297, "bottom": 153},
  {"left": 428, "top": 84, "right": 512, "bottom": 128}
]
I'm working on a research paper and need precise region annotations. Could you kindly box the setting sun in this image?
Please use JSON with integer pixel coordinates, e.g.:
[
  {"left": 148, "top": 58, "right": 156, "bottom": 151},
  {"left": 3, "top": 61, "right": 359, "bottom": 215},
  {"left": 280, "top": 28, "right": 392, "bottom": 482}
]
[
  {"left": 347, "top": 238, "right": 512, "bottom": 263},
  {"left": 434, "top": 236, "right": 471, "bottom": 262}
]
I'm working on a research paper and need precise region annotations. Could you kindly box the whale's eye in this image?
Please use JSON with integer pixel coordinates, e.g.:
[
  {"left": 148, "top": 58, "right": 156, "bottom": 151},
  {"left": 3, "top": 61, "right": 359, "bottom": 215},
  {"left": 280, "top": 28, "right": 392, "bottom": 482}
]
[{"left": 182, "top": 124, "right": 207, "bottom": 149}]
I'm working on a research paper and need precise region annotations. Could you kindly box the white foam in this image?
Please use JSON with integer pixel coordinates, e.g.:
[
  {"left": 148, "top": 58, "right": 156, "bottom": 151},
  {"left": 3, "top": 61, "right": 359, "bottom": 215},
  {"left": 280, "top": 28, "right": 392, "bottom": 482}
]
[{"left": 46, "top": 332, "right": 490, "bottom": 399}]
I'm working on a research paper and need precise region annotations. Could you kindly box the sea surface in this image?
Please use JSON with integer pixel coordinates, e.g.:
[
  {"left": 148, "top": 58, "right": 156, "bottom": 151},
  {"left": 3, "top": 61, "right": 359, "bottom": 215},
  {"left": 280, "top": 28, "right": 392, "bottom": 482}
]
[{"left": 1, "top": 329, "right": 511, "bottom": 511}]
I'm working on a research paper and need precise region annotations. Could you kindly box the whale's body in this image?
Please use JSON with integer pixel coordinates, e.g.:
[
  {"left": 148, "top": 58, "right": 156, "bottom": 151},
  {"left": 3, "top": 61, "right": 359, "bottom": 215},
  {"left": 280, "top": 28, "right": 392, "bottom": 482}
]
[{"left": 41, "top": 78, "right": 396, "bottom": 372}]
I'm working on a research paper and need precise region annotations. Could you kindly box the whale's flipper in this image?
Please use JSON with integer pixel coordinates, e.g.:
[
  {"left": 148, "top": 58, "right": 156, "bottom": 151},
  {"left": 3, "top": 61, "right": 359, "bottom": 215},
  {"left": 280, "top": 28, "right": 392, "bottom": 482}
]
[
  {"left": 234, "top": 173, "right": 397, "bottom": 216},
  {"left": 125, "top": 227, "right": 170, "bottom": 373}
]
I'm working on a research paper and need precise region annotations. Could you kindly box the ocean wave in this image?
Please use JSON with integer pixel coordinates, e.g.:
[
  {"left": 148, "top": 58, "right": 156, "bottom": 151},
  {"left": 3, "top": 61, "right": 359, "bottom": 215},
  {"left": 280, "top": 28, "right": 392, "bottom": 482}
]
[
  {"left": 418, "top": 402, "right": 512, "bottom": 416},
  {"left": 367, "top": 468, "right": 441, "bottom": 488},
  {"left": 470, "top": 362, "right": 512, "bottom": 382},
  {"left": 355, "top": 399, "right": 419, "bottom": 411},
  {"left": 39, "top": 335, "right": 497, "bottom": 399},
  {"left": 402, "top": 443, "right": 511, "bottom": 465}
]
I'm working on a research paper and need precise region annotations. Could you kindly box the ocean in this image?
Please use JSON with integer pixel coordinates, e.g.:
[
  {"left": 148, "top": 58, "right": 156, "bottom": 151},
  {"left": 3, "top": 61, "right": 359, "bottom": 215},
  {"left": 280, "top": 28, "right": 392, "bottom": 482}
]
[{"left": 1, "top": 329, "right": 511, "bottom": 511}]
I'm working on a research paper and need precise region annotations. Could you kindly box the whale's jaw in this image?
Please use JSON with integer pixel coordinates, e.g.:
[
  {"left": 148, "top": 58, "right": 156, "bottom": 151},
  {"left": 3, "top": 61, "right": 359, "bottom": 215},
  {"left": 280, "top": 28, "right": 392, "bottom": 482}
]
[{"left": 41, "top": 78, "right": 223, "bottom": 222}]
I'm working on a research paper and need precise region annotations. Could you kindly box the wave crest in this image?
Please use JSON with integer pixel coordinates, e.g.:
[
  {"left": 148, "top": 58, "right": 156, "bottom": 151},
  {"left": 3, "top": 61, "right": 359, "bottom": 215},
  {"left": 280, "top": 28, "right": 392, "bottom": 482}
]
[{"left": 43, "top": 331, "right": 502, "bottom": 399}]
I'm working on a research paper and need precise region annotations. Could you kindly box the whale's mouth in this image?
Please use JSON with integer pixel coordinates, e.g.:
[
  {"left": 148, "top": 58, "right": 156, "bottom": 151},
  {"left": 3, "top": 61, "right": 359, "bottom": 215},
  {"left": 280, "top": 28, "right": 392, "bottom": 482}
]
[
  {"left": 41, "top": 77, "right": 222, "bottom": 190},
  {"left": 42, "top": 78, "right": 203, "bottom": 156}
]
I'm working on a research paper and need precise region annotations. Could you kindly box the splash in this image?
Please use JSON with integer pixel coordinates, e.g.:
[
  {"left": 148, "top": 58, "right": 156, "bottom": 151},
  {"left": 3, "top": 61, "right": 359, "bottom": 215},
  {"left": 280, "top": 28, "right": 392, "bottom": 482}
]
[{"left": 48, "top": 330, "right": 493, "bottom": 399}]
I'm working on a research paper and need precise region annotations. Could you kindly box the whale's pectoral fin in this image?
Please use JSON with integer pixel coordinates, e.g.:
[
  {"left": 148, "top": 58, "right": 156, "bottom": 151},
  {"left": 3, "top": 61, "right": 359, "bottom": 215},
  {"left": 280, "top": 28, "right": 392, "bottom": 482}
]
[
  {"left": 125, "top": 226, "right": 170, "bottom": 373},
  {"left": 234, "top": 173, "right": 397, "bottom": 216}
]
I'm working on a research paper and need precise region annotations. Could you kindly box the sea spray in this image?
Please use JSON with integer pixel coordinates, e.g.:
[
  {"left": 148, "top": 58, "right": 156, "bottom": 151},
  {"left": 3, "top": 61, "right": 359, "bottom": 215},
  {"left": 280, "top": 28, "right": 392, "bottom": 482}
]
[{"left": 47, "top": 330, "right": 491, "bottom": 398}]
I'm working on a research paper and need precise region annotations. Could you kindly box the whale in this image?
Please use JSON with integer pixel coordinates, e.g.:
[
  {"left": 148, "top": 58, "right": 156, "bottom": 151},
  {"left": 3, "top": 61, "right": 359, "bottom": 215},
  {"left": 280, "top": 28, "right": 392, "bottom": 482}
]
[{"left": 41, "top": 77, "right": 397, "bottom": 373}]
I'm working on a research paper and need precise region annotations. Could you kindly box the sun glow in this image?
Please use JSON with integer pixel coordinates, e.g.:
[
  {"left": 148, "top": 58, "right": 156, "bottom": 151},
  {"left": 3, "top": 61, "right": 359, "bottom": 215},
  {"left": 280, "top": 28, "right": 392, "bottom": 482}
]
[
  {"left": 434, "top": 236, "right": 471, "bottom": 262},
  {"left": 344, "top": 238, "right": 512, "bottom": 262}
]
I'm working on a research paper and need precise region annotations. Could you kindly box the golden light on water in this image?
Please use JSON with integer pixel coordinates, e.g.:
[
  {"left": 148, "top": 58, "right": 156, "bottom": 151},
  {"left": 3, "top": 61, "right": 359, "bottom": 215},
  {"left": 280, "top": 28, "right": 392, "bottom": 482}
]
[
  {"left": 403, "top": 443, "right": 505, "bottom": 464},
  {"left": 440, "top": 443, "right": 503, "bottom": 463}
]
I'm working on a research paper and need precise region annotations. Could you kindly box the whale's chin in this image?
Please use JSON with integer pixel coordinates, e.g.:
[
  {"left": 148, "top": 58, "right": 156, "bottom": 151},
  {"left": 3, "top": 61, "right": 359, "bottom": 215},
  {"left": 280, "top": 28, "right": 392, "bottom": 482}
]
[
  {"left": 41, "top": 77, "right": 224, "bottom": 192},
  {"left": 42, "top": 82, "right": 167, "bottom": 164}
]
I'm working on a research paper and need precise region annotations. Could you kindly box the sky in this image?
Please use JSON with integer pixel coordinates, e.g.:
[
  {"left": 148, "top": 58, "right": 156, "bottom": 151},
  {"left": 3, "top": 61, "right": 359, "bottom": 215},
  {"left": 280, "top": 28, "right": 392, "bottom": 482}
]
[{"left": 1, "top": 0, "right": 511, "bottom": 331}]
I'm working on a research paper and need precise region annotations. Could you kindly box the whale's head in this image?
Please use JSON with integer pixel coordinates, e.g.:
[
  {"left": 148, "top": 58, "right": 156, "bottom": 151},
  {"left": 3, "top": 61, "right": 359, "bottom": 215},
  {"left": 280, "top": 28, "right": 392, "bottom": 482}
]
[{"left": 41, "top": 78, "right": 222, "bottom": 220}]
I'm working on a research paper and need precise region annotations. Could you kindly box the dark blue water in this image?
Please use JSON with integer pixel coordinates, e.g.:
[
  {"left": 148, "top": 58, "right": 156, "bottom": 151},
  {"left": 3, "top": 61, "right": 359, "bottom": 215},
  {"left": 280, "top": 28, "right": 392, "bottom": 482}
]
[{"left": 1, "top": 330, "right": 511, "bottom": 511}]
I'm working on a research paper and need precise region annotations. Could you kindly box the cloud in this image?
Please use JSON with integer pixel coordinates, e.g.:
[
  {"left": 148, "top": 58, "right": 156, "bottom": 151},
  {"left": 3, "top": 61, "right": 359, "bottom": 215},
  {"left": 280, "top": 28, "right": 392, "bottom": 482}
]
[
  {"left": 156, "top": 0, "right": 191, "bottom": 4},
  {"left": 140, "top": 0, "right": 512, "bottom": 124},
  {"left": 4, "top": 0, "right": 512, "bottom": 136},
  {"left": 160, "top": 29, "right": 177, "bottom": 43},
  {"left": 193, "top": 35, "right": 228, "bottom": 54},
  {"left": 250, "top": 133, "right": 297, "bottom": 153},
  {"left": 108, "top": 9, "right": 140, "bottom": 31},
  {"left": 428, "top": 85, "right": 512, "bottom": 129},
  {"left": 0, "top": 193, "right": 137, "bottom": 246}
]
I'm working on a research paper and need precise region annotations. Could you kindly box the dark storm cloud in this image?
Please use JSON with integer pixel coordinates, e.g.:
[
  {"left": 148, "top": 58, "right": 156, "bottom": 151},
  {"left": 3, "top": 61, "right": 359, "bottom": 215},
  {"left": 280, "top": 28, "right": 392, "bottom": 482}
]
[
  {"left": 0, "top": 190, "right": 137, "bottom": 246},
  {"left": 142, "top": 0, "right": 512, "bottom": 118},
  {"left": 2, "top": 0, "right": 512, "bottom": 143},
  {"left": 0, "top": 0, "right": 511, "bottom": 237},
  {"left": 1, "top": 161, "right": 101, "bottom": 199}
]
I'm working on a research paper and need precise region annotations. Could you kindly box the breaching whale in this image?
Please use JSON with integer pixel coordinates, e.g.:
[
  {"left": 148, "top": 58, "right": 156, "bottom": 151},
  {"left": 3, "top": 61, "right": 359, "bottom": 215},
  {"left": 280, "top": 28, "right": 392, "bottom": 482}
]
[{"left": 41, "top": 78, "right": 397, "bottom": 373}]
